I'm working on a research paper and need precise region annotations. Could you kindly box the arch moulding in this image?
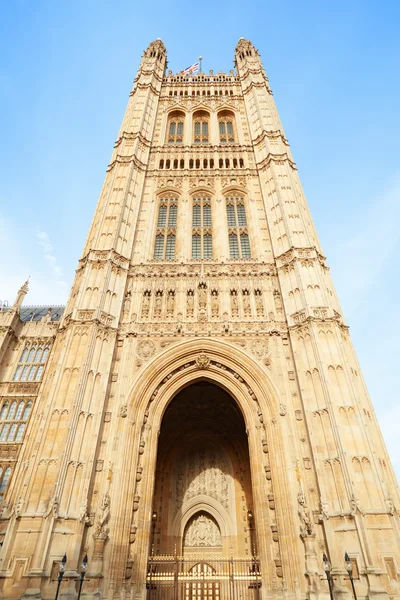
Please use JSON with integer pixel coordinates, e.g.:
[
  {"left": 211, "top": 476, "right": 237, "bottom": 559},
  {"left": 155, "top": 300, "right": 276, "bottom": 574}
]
[
  {"left": 109, "top": 338, "right": 298, "bottom": 595},
  {"left": 126, "top": 337, "right": 280, "bottom": 428}
]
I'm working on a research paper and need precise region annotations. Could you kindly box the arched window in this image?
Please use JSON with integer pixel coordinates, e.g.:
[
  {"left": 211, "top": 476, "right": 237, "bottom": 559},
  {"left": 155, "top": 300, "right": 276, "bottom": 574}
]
[
  {"left": 22, "top": 402, "right": 32, "bottom": 421},
  {"left": 154, "top": 195, "right": 178, "bottom": 260},
  {"left": 192, "top": 195, "right": 212, "bottom": 259},
  {"left": 218, "top": 110, "right": 236, "bottom": 144},
  {"left": 13, "top": 344, "right": 50, "bottom": 382},
  {"left": 0, "top": 403, "right": 8, "bottom": 420},
  {"left": 15, "top": 402, "right": 24, "bottom": 420},
  {"left": 0, "top": 399, "right": 33, "bottom": 444},
  {"left": 167, "top": 110, "right": 185, "bottom": 144},
  {"left": 0, "top": 466, "right": 12, "bottom": 504},
  {"left": 15, "top": 424, "right": 26, "bottom": 442},
  {"left": 193, "top": 110, "right": 210, "bottom": 144},
  {"left": 226, "top": 195, "right": 251, "bottom": 259},
  {"left": 7, "top": 402, "right": 17, "bottom": 420}
]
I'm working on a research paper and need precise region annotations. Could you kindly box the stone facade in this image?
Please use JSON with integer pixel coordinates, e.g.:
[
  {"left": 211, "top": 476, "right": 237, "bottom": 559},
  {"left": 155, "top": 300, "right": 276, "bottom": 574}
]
[{"left": 0, "top": 38, "right": 399, "bottom": 600}]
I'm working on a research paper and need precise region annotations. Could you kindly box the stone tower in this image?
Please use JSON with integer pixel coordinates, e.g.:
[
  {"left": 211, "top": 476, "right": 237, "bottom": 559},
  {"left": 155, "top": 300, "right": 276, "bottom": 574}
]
[{"left": 0, "top": 38, "right": 399, "bottom": 600}]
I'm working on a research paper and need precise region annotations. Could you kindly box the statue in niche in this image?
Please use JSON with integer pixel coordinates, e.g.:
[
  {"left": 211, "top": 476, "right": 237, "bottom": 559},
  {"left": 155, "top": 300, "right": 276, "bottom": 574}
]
[
  {"left": 211, "top": 290, "right": 219, "bottom": 317},
  {"left": 242, "top": 290, "right": 251, "bottom": 317},
  {"left": 166, "top": 290, "right": 175, "bottom": 316},
  {"left": 184, "top": 513, "right": 222, "bottom": 547},
  {"left": 297, "top": 489, "right": 313, "bottom": 536},
  {"left": 254, "top": 289, "right": 264, "bottom": 317},
  {"left": 187, "top": 290, "right": 194, "bottom": 317},
  {"left": 230, "top": 290, "right": 239, "bottom": 317},
  {"left": 198, "top": 283, "right": 207, "bottom": 310},
  {"left": 141, "top": 291, "right": 151, "bottom": 318},
  {"left": 153, "top": 291, "right": 163, "bottom": 318},
  {"left": 273, "top": 289, "right": 283, "bottom": 314}
]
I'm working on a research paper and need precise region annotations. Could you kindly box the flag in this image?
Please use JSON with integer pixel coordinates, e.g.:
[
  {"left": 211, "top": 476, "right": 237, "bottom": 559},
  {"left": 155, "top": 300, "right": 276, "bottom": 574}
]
[{"left": 180, "top": 62, "right": 200, "bottom": 76}]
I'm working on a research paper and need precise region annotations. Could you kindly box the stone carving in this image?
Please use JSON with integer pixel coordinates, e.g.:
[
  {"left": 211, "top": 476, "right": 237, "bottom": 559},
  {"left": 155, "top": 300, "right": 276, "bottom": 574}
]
[
  {"left": 136, "top": 339, "right": 156, "bottom": 360},
  {"left": 129, "top": 524, "right": 137, "bottom": 544},
  {"left": 196, "top": 353, "right": 210, "bottom": 370},
  {"left": 230, "top": 289, "right": 239, "bottom": 317},
  {"left": 242, "top": 290, "right": 252, "bottom": 317},
  {"left": 186, "top": 289, "right": 195, "bottom": 317},
  {"left": 319, "top": 499, "right": 330, "bottom": 521},
  {"left": 386, "top": 495, "right": 395, "bottom": 516},
  {"left": 120, "top": 404, "right": 128, "bottom": 418},
  {"left": 166, "top": 290, "right": 175, "bottom": 317},
  {"left": 254, "top": 289, "right": 264, "bottom": 317},
  {"left": 44, "top": 496, "right": 59, "bottom": 519},
  {"left": 94, "top": 492, "right": 110, "bottom": 539},
  {"left": 198, "top": 282, "right": 207, "bottom": 310},
  {"left": 298, "top": 490, "right": 313, "bottom": 536},
  {"left": 211, "top": 289, "right": 219, "bottom": 317},
  {"left": 279, "top": 402, "right": 287, "bottom": 416},
  {"left": 13, "top": 497, "right": 24, "bottom": 519},
  {"left": 175, "top": 447, "right": 231, "bottom": 512},
  {"left": 141, "top": 290, "right": 151, "bottom": 318},
  {"left": 153, "top": 290, "right": 163, "bottom": 319},
  {"left": 184, "top": 513, "right": 222, "bottom": 547},
  {"left": 249, "top": 338, "right": 268, "bottom": 359}
]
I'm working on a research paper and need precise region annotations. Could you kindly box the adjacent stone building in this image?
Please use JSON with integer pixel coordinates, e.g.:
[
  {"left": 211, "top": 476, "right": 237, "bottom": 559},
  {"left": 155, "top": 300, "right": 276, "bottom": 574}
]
[{"left": 0, "top": 38, "right": 399, "bottom": 600}]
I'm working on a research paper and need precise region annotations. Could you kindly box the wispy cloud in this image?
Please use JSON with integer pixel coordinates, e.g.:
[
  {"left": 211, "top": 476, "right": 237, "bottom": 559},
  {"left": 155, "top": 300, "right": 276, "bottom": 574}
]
[{"left": 36, "top": 230, "right": 67, "bottom": 287}]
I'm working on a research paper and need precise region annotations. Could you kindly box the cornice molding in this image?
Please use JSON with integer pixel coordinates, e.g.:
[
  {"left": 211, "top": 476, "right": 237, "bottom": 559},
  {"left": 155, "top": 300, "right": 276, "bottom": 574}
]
[
  {"left": 114, "top": 131, "right": 151, "bottom": 149},
  {"left": 107, "top": 153, "right": 147, "bottom": 172},
  {"left": 257, "top": 152, "right": 297, "bottom": 170},
  {"left": 275, "top": 247, "right": 327, "bottom": 269},
  {"left": 253, "top": 129, "right": 289, "bottom": 148}
]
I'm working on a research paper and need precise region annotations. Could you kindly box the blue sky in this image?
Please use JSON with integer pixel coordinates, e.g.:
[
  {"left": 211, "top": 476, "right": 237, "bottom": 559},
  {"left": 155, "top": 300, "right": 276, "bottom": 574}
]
[{"left": 1, "top": 1, "right": 400, "bottom": 481}]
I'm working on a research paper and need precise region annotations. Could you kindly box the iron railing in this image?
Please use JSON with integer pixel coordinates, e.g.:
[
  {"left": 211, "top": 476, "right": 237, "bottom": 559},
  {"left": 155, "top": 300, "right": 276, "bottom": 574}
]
[{"left": 147, "top": 556, "right": 261, "bottom": 600}]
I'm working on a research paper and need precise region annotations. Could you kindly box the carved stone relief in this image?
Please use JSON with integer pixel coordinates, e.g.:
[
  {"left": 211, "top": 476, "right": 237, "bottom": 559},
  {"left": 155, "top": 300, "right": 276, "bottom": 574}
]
[
  {"left": 175, "top": 446, "right": 232, "bottom": 513},
  {"left": 184, "top": 513, "right": 222, "bottom": 547},
  {"left": 136, "top": 340, "right": 156, "bottom": 360}
]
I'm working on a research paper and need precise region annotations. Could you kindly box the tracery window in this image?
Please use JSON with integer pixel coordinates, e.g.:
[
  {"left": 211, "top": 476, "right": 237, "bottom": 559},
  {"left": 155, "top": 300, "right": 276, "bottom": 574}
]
[
  {"left": 13, "top": 344, "right": 50, "bottom": 382},
  {"left": 0, "top": 399, "right": 32, "bottom": 443},
  {"left": 192, "top": 195, "right": 212, "bottom": 259},
  {"left": 154, "top": 195, "right": 178, "bottom": 260},
  {"left": 193, "top": 110, "right": 210, "bottom": 144},
  {"left": 218, "top": 110, "right": 235, "bottom": 144},
  {"left": 167, "top": 110, "right": 185, "bottom": 144},
  {"left": 226, "top": 195, "right": 251, "bottom": 259},
  {"left": 0, "top": 467, "right": 12, "bottom": 504}
]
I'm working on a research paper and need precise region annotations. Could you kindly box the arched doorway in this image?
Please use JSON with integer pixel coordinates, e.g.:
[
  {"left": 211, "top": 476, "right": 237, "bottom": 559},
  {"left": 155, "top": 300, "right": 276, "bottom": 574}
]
[{"left": 147, "top": 381, "right": 261, "bottom": 600}]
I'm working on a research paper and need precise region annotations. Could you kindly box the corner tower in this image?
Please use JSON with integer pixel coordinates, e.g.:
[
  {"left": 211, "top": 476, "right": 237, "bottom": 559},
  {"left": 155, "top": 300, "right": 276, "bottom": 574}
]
[{"left": 0, "top": 39, "right": 399, "bottom": 600}]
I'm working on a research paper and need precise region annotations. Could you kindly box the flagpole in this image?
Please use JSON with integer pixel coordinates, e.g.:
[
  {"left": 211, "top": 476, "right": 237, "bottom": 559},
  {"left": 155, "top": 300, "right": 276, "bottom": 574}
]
[{"left": 199, "top": 56, "right": 202, "bottom": 74}]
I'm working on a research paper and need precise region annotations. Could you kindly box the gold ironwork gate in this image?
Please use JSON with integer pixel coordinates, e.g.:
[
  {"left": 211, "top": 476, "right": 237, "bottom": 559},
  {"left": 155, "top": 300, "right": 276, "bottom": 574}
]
[{"left": 147, "top": 556, "right": 261, "bottom": 600}]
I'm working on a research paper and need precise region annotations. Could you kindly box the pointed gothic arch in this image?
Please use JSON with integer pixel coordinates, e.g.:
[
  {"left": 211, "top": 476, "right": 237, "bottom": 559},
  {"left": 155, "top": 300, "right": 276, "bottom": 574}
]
[{"left": 113, "top": 338, "right": 297, "bottom": 594}]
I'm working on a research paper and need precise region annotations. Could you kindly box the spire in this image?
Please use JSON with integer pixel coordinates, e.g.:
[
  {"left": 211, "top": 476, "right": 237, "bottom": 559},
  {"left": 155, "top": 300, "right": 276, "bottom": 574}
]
[{"left": 13, "top": 278, "right": 29, "bottom": 310}]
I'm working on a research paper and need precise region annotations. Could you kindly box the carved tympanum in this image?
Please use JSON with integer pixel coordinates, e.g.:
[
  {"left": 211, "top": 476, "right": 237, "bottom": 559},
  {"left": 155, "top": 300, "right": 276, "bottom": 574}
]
[{"left": 184, "top": 512, "right": 222, "bottom": 547}]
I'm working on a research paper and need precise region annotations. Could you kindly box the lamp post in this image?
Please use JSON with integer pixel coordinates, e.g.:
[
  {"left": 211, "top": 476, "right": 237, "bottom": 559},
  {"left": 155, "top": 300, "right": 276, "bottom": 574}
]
[
  {"left": 151, "top": 510, "right": 157, "bottom": 556},
  {"left": 55, "top": 554, "right": 67, "bottom": 600},
  {"left": 323, "top": 554, "right": 334, "bottom": 600},
  {"left": 345, "top": 552, "right": 357, "bottom": 600},
  {"left": 76, "top": 554, "right": 88, "bottom": 600}
]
